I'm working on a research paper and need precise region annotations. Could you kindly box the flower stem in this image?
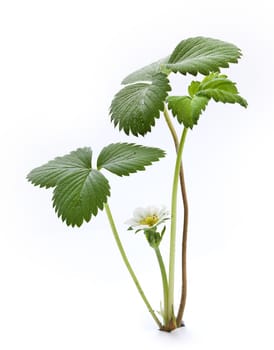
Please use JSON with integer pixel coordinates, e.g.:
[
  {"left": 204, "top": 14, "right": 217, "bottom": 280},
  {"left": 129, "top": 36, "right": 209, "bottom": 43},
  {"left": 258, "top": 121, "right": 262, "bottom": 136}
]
[
  {"left": 104, "top": 203, "right": 162, "bottom": 328},
  {"left": 167, "top": 126, "right": 188, "bottom": 324},
  {"left": 154, "top": 247, "right": 169, "bottom": 325}
]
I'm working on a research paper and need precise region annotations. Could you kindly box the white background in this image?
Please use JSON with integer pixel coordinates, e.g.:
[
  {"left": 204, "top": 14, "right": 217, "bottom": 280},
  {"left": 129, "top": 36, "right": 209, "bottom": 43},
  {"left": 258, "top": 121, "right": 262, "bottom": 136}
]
[{"left": 1, "top": 0, "right": 274, "bottom": 349}]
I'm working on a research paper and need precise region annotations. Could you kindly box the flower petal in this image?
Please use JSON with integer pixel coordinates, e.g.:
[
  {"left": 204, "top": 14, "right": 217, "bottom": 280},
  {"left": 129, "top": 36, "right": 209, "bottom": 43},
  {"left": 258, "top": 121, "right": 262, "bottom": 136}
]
[
  {"left": 124, "top": 218, "right": 139, "bottom": 226},
  {"left": 146, "top": 205, "right": 159, "bottom": 216},
  {"left": 133, "top": 207, "right": 146, "bottom": 221}
]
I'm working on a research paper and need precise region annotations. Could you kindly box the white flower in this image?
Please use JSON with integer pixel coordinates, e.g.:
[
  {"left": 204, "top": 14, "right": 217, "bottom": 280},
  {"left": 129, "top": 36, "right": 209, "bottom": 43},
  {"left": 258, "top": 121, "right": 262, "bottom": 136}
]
[{"left": 125, "top": 205, "right": 169, "bottom": 231}]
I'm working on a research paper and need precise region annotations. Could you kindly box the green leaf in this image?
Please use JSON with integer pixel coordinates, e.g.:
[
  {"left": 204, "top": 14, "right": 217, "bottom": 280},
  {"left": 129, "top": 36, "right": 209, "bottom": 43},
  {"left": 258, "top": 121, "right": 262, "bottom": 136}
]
[
  {"left": 121, "top": 37, "right": 242, "bottom": 83},
  {"left": 97, "top": 143, "right": 165, "bottom": 176},
  {"left": 191, "top": 95, "right": 210, "bottom": 123},
  {"left": 27, "top": 148, "right": 93, "bottom": 189},
  {"left": 122, "top": 56, "right": 170, "bottom": 84},
  {"left": 167, "top": 96, "right": 192, "bottom": 127},
  {"left": 166, "top": 37, "right": 242, "bottom": 76},
  {"left": 198, "top": 89, "right": 247, "bottom": 107},
  {"left": 168, "top": 72, "right": 247, "bottom": 128},
  {"left": 167, "top": 95, "right": 208, "bottom": 128},
  {"left": 198, "top": 72, "right": 238, "bottom": 92},
  {"left": 27, "top": 148, "right": 110, "bottom": 227},
  {"left": 196, "top": 73, "right": 248, "bottom": 107},
  {"left": 53, "top": 169, "right": 110, "bottom": 227},
  {"left": 188, "top": 81, "right": 200, "bottom": 97},
  {"left": 110, "top": 73, "right": 171, "bottom": 136}
]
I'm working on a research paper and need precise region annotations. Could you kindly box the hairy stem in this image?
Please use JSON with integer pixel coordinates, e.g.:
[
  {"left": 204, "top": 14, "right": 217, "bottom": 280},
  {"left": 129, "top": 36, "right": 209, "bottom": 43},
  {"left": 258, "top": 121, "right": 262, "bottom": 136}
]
[
  {"left": 167, "top": 126, "right": 188, "bottom": 324},
  {"left": 154, "top": 247, "right": 169, "bottom": 325},
  {"left": 163, "top": 106, "right": 189, "bottom": 325},
  {"left": 104, "top": 203, "right": 162, "bottom": 328}
]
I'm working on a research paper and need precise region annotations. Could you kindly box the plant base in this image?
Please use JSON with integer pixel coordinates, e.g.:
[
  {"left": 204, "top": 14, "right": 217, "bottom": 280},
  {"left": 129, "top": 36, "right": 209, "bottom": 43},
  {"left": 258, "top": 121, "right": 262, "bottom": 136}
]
[{"left": 159, "top": 320, "right": 185, "bottom": 332}]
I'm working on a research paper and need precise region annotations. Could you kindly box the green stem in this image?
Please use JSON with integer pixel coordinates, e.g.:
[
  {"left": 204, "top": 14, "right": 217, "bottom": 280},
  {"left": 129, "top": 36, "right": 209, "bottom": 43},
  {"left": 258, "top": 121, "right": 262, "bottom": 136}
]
[
  {"left": 163, "top": 105, "right": 179, "bottom": 149},
  {"left": 167, "top": 127, "right": 188, "bottom": 323},
  {"left": 154, "top": 247, "right": 169, "bottom": 325},
  {"left": 163, "top": 105, "right": 189, "bottom": 325},
  {"left": 104, "top": 203, "right": 162, "bottom": 328}
]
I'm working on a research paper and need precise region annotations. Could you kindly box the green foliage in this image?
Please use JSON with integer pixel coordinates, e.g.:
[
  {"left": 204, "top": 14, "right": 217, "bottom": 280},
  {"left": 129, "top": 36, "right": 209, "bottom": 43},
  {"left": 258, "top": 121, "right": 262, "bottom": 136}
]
[
  {"left": 27, "top": 148, "right": 110, "bottom": 227},
  {"left": 53, "top": 169, "right": 110, "bottom": 227},
  {"left": 110, "top": 73, "right": 171, "bottom": 136},
  {"left": 188, "top": 81, "right": 201, "bottom": 97},
  {"left": 27, "top": 144, "right": 166, "bottom": 226},
  {"left": 27, "top": 37, "right": 247, "bottom": 228},
  {"left": 27, "top": 147, "right": 93, "bottom": 189},
  {"left": 122, "top": 57, "right": 170, "bottom": 85},
  {"left": 111, "top": 36, "right": 243, "bottom": 136},
  {"left": 121, "top": 37, "right": 241, "bottom": 83},
  {"left": 27, "top": 36, "right": 248, "bottom": 329},
  {"left": 97, "top": 143, "right": 165, "bottom": 176},
  {"left": 196, "top": 73, "right": 248, "bottom": 107},
  {"left": 166, "top": 37, "right": 241, "bottom": 76},
  {"left": 167, "top": 95, "right": 208, "bottom": 128},
  {"left": 167, "top": 73, "right": 247, "bottom": 128}
]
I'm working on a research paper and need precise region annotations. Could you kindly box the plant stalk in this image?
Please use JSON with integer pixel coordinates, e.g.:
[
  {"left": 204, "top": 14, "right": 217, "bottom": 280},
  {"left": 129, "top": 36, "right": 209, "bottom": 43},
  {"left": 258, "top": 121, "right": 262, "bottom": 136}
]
[
  {"left": 104, "top": 203, "right": 162, "bottom": 328},
  {"left": 163, "top": 106, "right": 189, "bottom": 325},
  {"left": 176, "top": 163, "right": 188, "bottom": 325},
  {"left": 167, "top": 126, "right": 188, "bottom": 325},
  {"left": 163, "top": 106, "right": 179, "bottom": 149},
  {"left": 154, "top": 247, "right": 169, "bottom": 326}
]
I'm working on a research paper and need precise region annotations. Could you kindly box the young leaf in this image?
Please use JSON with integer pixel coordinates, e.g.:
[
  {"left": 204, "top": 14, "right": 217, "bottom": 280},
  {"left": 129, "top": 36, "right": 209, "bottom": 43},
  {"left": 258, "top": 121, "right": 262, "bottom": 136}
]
[
  {"left": 110, "top": 73, "right": 171, "bottom": 136},
  {"left": 121, "top": 57, "right": 170, "bottom": 85},
  {"left": 196, "top": 73, "right": 248, "bottom": 107},
  {"left": 167, "top": 96, "right": 192, "bottom": 127},
  {"left": 97, "top": 143, "right": 165, "bottom": 176},
  {"left": 167, "top": 72, "right": 247, "bottom": 128},
  {"left": 27, "top": 148, "right": 110, "bottom": 227},
  {"left": 188, "top": 81, "right": 201, "bottom": 97},
  {"left": 166, "top": 37, "right": 241, "bottom": 76},
  {"left": 167, "top": 95, "right": 209, "bottom": 128}
]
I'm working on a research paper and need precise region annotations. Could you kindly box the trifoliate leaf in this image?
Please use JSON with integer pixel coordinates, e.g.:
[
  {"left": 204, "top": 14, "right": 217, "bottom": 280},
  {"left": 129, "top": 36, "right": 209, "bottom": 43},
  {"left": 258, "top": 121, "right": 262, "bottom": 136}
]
[
  {"left": 110, "top": 73, "right": 171, "bottom": 136},
  {"left": 196, "top": 73, "right": 248, "bottom": 107},
  {"left": 97, "top": 143, "right": 165, "bottom": 176},
  {"left": 166, "top": 37, "right": 241, "bottom": 76},
  {"left": 167, "top": 95, "right": 209, "bottom": 128},
  {"left": 27, "top": 148, "right": 110, "bottom": 227},
  {"left": 122, "top": 56, "right": 170, "bottom": 84}
]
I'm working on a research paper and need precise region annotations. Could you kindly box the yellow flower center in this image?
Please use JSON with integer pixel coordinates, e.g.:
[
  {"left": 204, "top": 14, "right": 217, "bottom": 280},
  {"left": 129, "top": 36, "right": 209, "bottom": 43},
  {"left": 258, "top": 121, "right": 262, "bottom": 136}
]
[{"left": 140, "top": 215, "right": 159, "bottom": 227}]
